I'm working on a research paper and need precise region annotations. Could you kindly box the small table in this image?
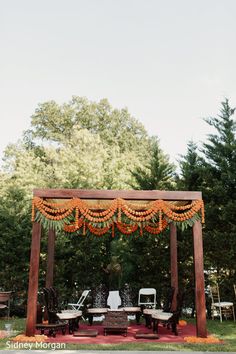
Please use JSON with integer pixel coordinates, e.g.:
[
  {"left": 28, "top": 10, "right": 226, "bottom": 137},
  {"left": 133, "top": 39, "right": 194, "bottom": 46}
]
[{"left": 103, "top": 310, "right": 128, "bottom": 336}]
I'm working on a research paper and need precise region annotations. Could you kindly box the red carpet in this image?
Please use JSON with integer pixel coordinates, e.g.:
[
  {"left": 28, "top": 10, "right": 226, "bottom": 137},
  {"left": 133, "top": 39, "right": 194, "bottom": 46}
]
[{"left": 45, "top": 322, "right": 197, "bottom": 344}]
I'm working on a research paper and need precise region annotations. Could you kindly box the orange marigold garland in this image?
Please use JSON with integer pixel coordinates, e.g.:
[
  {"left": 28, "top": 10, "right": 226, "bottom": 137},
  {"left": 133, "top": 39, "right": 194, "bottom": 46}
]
[
  {"left": 64, "top": 218, "right": 84, "bottom": 232},
  {"left": 116, "top": 222, "right": 138, "bottom": 234},
  {"left": 32, "top": 197, "right": 205, "bottom": 235},
  {"left": 87, "top": 223, "right": 111, "bottom": 236},
  {"left": 144, "top": 219, "right": 168, "bottom": 234}
]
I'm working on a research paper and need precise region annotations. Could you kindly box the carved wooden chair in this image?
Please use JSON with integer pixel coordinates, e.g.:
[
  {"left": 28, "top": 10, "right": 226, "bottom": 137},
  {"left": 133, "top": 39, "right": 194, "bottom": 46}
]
[
  {"left": 152, "top": 291, "right": 184, "bottom": 336},
  {"left": 86, "top": 284, "right": 110, "bottom": 325},
  {"left": 103, "top": 310, "right": 128, "bottom": 336},
  {"left": 143, "top": 286, "right": 175, "bottom": 328},
  {"left": 119, "top": 283, "right": 141, "bottom": 324}
]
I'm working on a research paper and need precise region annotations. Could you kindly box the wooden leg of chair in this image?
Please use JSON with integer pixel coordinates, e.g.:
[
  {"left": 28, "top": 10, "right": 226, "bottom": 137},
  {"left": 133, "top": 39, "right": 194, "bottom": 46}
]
[
  {"left": 232, "top": 306, "right": 235, "bottom": 322},
  {"left": 136, "top": 312, "right": 141, "bottom": 324},
  {"left": 171, "top": 321, "right": 178, "bottom": 336},
  {"left": 88, "top": 314, "right": 93, "bottom": 326},
  {"left": 153, "top": 319, "right": 159, "bottom": 333},
  {"left": 219, "top": 307, "right": 222, "bottom": 322}
]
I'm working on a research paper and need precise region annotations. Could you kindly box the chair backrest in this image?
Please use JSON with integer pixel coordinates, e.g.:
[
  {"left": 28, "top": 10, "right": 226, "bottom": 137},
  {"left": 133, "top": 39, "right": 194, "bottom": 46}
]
[
  {"left": 42, "top": 287, "right": 58, "bottom": 324},
  {"left": 163, "top": 287, "right": 175, "bottom": 312},
  {"left": 209, "top": 284, "right": 220, "bottom": 304},
  {"left": 138, "top": 288, "right": 156, "bottom": 308},
  {"left": 76, "top": 290, "right": 90, "bottom": 307},
  {"left": 92, "top": 284, "right": 109, "bottom": 308},
  {"left": 119, "top": 283, "right": 135, "bottom": 307}
]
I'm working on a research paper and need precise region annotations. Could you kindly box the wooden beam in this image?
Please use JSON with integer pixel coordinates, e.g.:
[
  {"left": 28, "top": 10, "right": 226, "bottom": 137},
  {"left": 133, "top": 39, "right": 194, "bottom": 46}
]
[
  {"left": 26, "top": 222, "right": 41, "bottom": 336},
  {"left": 170, "top": 223, "right": 178, "bottom": 311},
  {"left": 45, "top": 229, "right": 56, "bottom": 288},
  {"left": 193, "top": 220, "right": 207, "bottom": 338},
  {"left": 33, "top": 188, "right": 202, "bottom": 201}
]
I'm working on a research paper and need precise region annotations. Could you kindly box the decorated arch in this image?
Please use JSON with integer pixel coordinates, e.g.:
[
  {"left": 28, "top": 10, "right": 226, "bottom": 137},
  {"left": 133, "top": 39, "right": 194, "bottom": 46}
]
[{"left": 26, "top": 188, "right": 207, "bottom": 338}]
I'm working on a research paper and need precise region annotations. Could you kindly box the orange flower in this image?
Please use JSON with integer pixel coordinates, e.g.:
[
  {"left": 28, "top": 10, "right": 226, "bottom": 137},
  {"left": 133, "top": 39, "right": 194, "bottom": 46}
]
[
  {"left": 179, "top": 319, "right": 187, "bottom": 326},
  {"left": 184, "top": 335, "right": 221, "bottom": 343},
  {"left": 12, "top": 334, "right": 47, "bottom": 342}
]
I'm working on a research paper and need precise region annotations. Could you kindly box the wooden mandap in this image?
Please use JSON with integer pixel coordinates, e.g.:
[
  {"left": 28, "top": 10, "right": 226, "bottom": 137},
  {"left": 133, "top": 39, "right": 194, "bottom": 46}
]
[{"left": 26, "top": 188, "right": 207, "bottom": 338}]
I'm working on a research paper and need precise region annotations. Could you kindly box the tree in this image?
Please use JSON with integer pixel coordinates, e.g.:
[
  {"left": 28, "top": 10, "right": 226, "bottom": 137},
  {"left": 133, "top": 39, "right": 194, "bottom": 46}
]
[
  {"left": 0, "top": 96, "right": 162, "bottom": 304},
  {"left": 131, "top": 138, "right": 176, "bottom": 190},
  {"left": 177, "top": 140, "right": 204, "bottom": 191},
  {"left": 200, "top": 99, "right": 236, "bottom": 283}
]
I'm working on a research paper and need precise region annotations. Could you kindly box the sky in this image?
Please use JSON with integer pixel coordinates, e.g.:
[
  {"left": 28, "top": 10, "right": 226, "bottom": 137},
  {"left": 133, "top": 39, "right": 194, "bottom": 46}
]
[{"left": 1, "top": 0, "right": 236, "bottom": 165}]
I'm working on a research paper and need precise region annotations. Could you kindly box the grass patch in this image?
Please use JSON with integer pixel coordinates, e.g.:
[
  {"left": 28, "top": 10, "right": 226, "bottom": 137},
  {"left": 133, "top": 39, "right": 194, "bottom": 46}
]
[{"left": 0, "top": 317, "right": 235, "bottom": 351}]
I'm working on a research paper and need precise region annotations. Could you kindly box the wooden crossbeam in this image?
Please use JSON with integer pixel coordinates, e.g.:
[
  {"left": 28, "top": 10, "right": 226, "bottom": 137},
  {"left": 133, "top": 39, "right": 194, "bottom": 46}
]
[{"left": 33, "top": 188, "right": 202, "bottom": 201}]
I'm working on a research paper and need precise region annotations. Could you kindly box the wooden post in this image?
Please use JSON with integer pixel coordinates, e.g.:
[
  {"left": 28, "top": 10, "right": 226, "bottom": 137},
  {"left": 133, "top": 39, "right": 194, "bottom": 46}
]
[
  {"left": 193, "top": 220, "right": 207, "bottom": 337},
  {"left": 26, "top": 222, "right": 41, "bottom": 336},
  {"left": 170, "top": 223, "right": 178, "bottom": 310},
  {"left": 45, "top": 228, "right": 56, "bottom": 288}
]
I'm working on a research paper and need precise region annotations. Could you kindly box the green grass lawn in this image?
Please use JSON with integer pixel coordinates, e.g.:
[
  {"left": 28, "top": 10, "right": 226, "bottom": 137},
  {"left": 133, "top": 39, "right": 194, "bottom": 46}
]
[{"left": 0, "top": 317, "right": 235, "bottom": 351}]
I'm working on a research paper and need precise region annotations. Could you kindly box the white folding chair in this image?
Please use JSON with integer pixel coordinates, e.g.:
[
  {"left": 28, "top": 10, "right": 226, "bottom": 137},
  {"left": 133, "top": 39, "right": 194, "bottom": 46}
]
[
  {"left": 68, "top": 289, "right": 90, "bottom": 311},
  {"left": 138, "top": 288, "right": 156, "bottom": 309}
]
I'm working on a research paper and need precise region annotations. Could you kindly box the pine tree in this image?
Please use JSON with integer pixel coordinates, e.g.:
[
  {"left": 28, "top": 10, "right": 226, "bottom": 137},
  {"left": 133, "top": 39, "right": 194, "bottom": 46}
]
[
  {"left": 201, "top": 99, "right": 236, "bottom": 283},
  {"left": 178, "top": 140, "right": 203, "bottom": 191},
  {"left": 131, "top": 138, "right": 176, "bottom": 190}
]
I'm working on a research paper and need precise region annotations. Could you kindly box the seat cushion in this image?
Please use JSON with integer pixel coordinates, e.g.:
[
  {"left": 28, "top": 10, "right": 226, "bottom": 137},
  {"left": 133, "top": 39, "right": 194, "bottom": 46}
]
[
  {"left": 152, "top": 311, "right": 173, "bottom": 320},
  {"left": 61, "top": 310, "right": 82, "bottom": 316},
  {"left": 87, "top": 308, "right": 108, "bottom": 314},
  {"left": 213, "top": 302, "right": 234, "bottom": 307},
  {"left": 143, "top": 308, "right": 163, "bottom": 315},
  {"left": 0, "top": 304, "right": 7, "bottom": 309},
  {"left": 122, "top": 307, "right": 141, "bottom": 313},
  {"left": 57, "top": 312, "right": 78, "bottom": 320}
]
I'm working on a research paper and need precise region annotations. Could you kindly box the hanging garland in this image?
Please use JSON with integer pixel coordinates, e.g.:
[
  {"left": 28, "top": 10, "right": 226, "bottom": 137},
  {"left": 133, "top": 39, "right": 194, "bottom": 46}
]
[{"left": 32, "top": 197, "right": 204, "bottom": 235}]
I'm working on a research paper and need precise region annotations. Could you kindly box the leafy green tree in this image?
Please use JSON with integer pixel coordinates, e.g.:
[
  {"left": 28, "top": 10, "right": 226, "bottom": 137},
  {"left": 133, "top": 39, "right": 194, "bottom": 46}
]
[
  {"left": 0, "top": 186, "right": 32, "bottom": 303},
  {"left": 0, "top": 96, "right": 160, "bottom": 305}
]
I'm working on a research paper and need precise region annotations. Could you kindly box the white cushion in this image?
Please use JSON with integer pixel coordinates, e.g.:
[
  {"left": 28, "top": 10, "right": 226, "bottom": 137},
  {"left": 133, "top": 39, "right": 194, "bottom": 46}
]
[
  {"left": 122, "top": 307, "right": 141, "bottom": 312},
  {"left": 143, "top": 308, "right": 163, "bottom": 315},
  {"left": 152, "top": 312, "right": 173, "bottom": 320},
  {"left": 61, "top": 310, "right": 82, "bottom": 316},
  {"left": 213, "top": 302, "right": 234, "bottom": 307},
  {"left": 0, "top": 304, "right": 7, "bottom": 309},
  {"left": 57, "top": 312, "right": 79, "bottom": 320},
  {"left": 87, "top": 308, "right": 108, "bottom": 314}
]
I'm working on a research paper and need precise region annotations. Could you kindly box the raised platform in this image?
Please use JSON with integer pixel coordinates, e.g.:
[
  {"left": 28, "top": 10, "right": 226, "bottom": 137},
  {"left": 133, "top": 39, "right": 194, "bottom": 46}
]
[
  {"left": 135, "top": 331, "right": 159, "bottom": 339},
  {"left": 73, "top": 329, "right": 98, "bottom": 337}
]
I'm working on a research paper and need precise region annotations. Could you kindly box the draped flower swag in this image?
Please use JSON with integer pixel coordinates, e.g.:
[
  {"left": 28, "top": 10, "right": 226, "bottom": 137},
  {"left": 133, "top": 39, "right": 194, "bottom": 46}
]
[{"left": 32, "top": 197, "right": 204, "bottom": 236}]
